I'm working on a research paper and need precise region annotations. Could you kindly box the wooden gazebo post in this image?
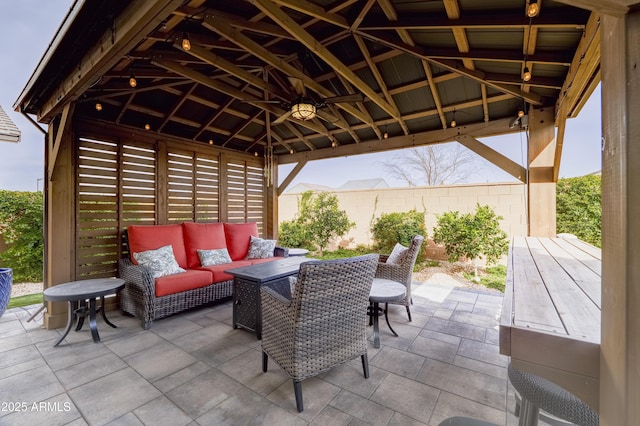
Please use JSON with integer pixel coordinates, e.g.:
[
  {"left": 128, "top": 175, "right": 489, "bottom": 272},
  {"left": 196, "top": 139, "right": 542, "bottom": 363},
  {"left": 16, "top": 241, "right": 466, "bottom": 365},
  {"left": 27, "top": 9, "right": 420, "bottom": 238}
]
[{"left": 600, "top": 7, "right": 640, "bottom": 425}]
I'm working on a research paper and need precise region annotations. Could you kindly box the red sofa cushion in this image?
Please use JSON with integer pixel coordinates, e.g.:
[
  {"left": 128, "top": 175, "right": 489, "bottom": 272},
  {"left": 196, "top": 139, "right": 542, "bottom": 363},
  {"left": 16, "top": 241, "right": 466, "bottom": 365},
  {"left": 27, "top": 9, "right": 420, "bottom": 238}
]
[
  {"left": 224, "top": 222, "right": 259, "bottom": 261},
  {"left": 128, "top": 224, "right": 188, "bottom": 268},
  {"left": 198, "top": 260, "right": 254, "bottom": 283},
  {"left": 155, "top": 269, "right": 213, "bottom": 297},
  {"left": 183, "top": 222, "right": 227, "bottom": 268}
]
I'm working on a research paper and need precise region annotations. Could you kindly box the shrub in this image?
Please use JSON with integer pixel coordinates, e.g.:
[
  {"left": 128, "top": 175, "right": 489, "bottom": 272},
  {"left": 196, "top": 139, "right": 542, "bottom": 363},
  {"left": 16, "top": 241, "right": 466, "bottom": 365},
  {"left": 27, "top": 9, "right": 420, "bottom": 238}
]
[
  {"left": 278, "top": 191, "right": 355, "bottom": 255},
  {"left": 556, "top": 175, "right": 601, "bottom": 247},
  {"left": 432, "top": 204, "right": 508, "bottom": 279},
  {"left": 370, "top": 210, "right": 427, "bottom": 258},
  {"left": 0, "top": 190, "right": 44, "bottom": 282}
]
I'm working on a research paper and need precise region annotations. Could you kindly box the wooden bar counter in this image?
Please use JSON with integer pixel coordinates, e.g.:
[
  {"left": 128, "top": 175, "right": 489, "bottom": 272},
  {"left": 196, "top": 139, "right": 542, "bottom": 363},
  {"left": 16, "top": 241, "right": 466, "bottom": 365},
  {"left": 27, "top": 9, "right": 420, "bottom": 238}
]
[{"left": 500, "top": 236, "right": 601, "bottom": 412}]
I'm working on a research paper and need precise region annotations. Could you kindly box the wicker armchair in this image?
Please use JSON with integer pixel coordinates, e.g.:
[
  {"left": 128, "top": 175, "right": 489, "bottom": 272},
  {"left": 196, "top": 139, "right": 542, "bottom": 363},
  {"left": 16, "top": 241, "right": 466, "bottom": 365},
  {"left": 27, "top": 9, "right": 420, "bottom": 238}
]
[
  {"left": 260, "top": 254, "right": 379, "bottom": 413},
  {"left": 375, "top": 235, "right": 424, "bottom": 321}
]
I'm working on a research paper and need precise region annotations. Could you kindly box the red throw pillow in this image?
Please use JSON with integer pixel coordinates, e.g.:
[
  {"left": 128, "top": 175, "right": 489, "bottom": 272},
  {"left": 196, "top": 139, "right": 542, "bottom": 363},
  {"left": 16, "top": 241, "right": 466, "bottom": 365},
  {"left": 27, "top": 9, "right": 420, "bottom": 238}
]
[
  {"left": 127, "top": 224, "right": 187, "bottom": 268},
  {"left": 183, "top": 222, "right": 227, "bottom": 268},
  {"left": 224, "top": 222, "right": 259, "bottom": 261}
]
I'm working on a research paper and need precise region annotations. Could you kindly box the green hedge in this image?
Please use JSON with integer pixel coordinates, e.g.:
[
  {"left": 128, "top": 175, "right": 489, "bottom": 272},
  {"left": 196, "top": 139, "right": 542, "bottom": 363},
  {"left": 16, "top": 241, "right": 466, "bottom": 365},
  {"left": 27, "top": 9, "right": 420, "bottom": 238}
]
[
  {"left": 0, "top": 190, "right": 44, "bottom": 282},
  {"left": 556, "top": 175, "right": 601, "bottom": 247},
  {"left": 370, "top": 210, "right": 427, "bottom": 258}
]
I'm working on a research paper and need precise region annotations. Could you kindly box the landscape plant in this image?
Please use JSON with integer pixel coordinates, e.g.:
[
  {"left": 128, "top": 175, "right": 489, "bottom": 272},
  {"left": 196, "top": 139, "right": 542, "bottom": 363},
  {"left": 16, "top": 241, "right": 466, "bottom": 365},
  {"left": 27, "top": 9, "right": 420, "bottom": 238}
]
[
  {"left": 278, "top": 191, "right": 355, "bottom": 255},
  {"left": 370, "top": 210, "right": 427, "bottom": 260},
  {"left": 556, "top": 174, "right": 601, "bottom": 247},
  {"left": 0, "top": 190, "right": 44, "bottom": 282},
  {"left": 432, "top": 204, "right": 508, "bottom": 281}
]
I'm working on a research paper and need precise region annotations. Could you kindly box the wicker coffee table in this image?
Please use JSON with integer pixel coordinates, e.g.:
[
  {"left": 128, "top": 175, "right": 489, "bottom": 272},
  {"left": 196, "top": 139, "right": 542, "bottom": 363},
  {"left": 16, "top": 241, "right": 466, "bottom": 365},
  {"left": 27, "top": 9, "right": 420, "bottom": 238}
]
[{"left": 44, "top": 278, "right": 125, "bottom": 347}]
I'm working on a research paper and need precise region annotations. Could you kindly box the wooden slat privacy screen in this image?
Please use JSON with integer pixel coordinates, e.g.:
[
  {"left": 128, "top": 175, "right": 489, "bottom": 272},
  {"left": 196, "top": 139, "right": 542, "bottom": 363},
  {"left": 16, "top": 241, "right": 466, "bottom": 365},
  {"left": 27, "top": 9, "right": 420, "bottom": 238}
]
[{"left": 75, "top": 136, "right": 265, "bottom": 279}]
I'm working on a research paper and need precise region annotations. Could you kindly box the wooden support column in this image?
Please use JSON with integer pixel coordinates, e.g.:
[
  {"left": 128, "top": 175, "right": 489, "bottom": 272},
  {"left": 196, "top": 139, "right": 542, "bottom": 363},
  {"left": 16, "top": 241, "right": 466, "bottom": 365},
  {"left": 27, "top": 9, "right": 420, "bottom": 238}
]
[
  {"left": 265, "top": 158, "right": 278, "bottom": 239},
  {"left": 600, "top": 9, "right": 640, "bottom": 425},
  {"left": 43, "top": 115, "right": 76, "bottom": 330},
  {"left": 527, "top": 107, "right": 556, "bottom": 237}
]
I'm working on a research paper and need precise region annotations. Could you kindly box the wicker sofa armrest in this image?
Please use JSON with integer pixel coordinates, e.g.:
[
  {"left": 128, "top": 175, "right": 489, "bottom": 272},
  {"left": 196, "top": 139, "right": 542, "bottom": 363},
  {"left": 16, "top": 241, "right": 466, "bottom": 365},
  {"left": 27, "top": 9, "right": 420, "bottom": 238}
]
[
  {"left": 262, "top": 284, "right": 292, "bottom": 305},
  {"left": 118, "top": 258, "right": 157, "bottom": 328},
  {"left": 274, "top": 246, "right": 289, "bottom": 258}
]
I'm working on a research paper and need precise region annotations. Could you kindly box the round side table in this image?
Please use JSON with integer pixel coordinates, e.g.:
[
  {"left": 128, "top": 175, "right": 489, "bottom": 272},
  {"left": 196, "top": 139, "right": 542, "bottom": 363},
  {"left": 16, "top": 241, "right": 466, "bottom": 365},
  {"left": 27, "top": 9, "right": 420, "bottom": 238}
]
[
  {"left": 368, "top": 278, "right": 406, "bottom": 348},
  {"left": 44, "top": 278, "right": 125, "bottom": 347}
]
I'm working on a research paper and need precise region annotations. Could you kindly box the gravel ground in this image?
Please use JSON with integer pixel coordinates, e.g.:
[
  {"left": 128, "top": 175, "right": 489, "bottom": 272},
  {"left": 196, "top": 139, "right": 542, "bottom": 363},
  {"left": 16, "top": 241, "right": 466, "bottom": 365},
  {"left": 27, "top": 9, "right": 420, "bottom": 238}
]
[{"left": 10, "top": 282, "right": 43, "bottom": 298}]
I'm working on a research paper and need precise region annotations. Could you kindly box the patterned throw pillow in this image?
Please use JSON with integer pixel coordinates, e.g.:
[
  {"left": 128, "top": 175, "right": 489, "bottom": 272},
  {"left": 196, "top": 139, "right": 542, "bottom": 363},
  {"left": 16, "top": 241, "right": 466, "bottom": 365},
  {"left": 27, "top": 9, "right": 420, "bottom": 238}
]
[
  {"left": 386, "top": 243, "right": 408, "bottom": 265},
  {"left": 197, "top": 248, "right": 232, "bottom": 266},
  {"left": 246, "top": 235, "right": 276, "bottom": 259},
  {"left": 133, "top": 245, "right": 186, "bottom": 279}
]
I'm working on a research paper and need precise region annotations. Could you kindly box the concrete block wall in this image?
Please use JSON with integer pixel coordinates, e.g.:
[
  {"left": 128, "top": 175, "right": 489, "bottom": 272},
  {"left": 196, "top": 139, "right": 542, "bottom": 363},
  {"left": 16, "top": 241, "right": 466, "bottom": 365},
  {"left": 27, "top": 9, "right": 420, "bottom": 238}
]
[{"left": 279, "top": 182, "right": 527, "bottom": 250}]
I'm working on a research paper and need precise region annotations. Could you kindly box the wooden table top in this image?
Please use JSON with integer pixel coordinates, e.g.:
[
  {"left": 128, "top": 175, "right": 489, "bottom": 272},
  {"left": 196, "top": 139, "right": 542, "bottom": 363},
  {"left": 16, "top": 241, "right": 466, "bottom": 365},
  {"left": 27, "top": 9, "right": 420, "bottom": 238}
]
[{"left": 500, "top": 236, "right": 601, "bottom": 412}]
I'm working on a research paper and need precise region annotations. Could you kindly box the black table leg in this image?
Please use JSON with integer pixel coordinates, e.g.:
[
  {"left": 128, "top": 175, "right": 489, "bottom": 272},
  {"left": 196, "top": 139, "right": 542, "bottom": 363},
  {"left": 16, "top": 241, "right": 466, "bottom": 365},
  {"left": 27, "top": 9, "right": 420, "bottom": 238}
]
[
  {"left": 383, "top": 302, "right": 399, "bottom": 337},
  {"left": 88, "top": 298, "right": 100, "bottom": 343},
  {"left": 100, "top": 296, "right": 117, "bottom": 328},
  {"left": 372, "top": 302, "right": 381, "bottom": 348},
  {"left": 75, "top": 300, "right": 86, "bottom": 331},
  {"left": 53, "top": 301, "right": 75, "bottom": 347}
]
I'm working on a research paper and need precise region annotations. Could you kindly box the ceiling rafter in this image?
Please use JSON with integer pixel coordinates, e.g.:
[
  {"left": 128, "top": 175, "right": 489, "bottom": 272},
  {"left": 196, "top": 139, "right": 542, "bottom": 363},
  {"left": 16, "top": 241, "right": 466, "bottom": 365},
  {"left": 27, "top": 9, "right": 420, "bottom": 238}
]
[
  {"left": 203, "top": 15, "right": 375, "bottom": 127},
  {"left": 355, "top": 30, "right": 545, "bottom": 106},
  {"left": 377, "top": 0, "right": 448, "bottom": 131},
  {"left": 250, "top": 0, "right": 403, "bottom": 121},
  {"left": 158, "top": 83, "right": 198, "bottom": 133}
]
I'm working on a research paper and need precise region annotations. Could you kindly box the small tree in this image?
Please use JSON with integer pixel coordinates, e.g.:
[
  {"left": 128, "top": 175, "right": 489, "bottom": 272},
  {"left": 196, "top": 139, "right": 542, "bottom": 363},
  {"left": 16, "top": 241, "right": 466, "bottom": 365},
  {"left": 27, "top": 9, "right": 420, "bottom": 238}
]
[
  {"left": 279, "top": 191, "right": 355, "bottom": 255},
  {"left": 432, "top": 204, "right": 508, "bottom": 281},
  {"left": 370, "top": 210, "right": 427, "bottom": 259}
]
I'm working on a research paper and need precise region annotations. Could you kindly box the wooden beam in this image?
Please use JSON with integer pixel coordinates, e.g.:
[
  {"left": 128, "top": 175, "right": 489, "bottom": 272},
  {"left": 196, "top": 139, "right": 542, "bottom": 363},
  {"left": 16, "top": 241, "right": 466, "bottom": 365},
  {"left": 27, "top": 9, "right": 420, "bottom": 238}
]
[
  {"left": 555, "top": 12, "right": 601, "bottom": 122},
  {"left": 278, "top": 117, "right": 519, "bottom": 164},
  {"left": 277, "top": 160, "right": 307, "bottom": 196},
  {"left": 553, "top": 112, "right": 567, "bottom": 181},
  {"left": 456, "top": 135, "right": 527, "bottom": 182},
  {"left": 554, "top": 0, "right": 628, "bottom": 17},
  {"left": 37, "top": 0, "right": 185, "bottom": 122},
  {"left": 351, "top": 0, "right": 376, "bottom": 31},
  {"left": 250, "top": 0, "right": 402, "bottom": 120},
  {"left": 48, "top": 102, "right": 75, "bottom": 181},
  {"left": 270, "top": 0, "right": 349, "bottom": 29}
]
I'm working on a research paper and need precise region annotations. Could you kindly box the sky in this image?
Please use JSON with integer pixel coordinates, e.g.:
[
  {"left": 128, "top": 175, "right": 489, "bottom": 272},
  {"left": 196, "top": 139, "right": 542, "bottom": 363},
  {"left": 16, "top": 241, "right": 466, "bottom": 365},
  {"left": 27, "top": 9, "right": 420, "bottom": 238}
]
[{"left": 0, "top": 1, "right": 602, "bottom": 192}]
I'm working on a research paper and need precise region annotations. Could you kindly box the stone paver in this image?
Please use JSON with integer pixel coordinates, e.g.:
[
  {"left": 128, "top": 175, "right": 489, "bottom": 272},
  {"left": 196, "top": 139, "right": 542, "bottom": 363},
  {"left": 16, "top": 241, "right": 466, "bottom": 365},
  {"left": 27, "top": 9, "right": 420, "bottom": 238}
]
[{"left": 0, "top": 282, "right": 514, "bottom": 425}]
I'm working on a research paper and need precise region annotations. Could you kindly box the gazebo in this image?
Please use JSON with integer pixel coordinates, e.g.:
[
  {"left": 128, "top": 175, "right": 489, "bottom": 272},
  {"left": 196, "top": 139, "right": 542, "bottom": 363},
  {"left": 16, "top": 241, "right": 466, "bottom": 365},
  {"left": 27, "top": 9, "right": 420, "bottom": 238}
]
[{"left": 13, "top": 1, "right": 638, "bottom": 423}]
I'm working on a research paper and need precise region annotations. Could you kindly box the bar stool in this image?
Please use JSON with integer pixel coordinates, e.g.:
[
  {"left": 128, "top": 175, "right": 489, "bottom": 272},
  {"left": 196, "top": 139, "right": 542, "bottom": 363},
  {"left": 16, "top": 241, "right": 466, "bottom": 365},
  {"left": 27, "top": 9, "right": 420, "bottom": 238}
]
[{"left": 507, "top": 363, "right": 599, "bottom": 426}]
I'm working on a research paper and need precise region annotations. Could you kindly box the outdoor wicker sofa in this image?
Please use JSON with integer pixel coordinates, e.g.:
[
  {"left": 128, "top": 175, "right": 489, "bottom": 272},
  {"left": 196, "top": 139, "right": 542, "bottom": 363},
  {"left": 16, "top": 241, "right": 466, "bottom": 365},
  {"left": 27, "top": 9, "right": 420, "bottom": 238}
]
[{"left": 119, "top": 222, "right": 287, "bottom": 329}]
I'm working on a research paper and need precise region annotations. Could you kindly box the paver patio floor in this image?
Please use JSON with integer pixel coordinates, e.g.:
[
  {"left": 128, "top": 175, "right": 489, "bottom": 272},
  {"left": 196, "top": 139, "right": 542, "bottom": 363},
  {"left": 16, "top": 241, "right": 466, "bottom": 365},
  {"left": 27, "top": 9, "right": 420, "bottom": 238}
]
[{"left": 0, "top": 280, "right": 528, "bottom": 425}]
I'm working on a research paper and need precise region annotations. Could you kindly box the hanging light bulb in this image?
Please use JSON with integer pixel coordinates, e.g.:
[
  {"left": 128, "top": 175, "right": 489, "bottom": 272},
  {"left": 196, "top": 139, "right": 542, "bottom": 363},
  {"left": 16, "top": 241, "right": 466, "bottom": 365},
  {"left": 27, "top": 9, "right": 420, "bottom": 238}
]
[
  {"left": 527, "top": 1, "right": 540, "bottom": 18},
  {"left": 209, "top": 139, "right": 213, "bottom": 145},
  {"left": 181, "top": 32, "right": 191, "bottom": 51},
  {"left": 450, "top": 109, "right": 456, "bottom": 128},
  {"left": 383, "top": 131, "right": 388, "bottom": 139},
  {"left": 290, "top": 148, "right": 294, "bottom": 154},
  {"left": 144, "top": 123, "right": 150, "bottom": 130},
  {"left": 129, "top": 71, "right": 137, "bottom": 88},
  {"left": 95, "top": 102, "right": 103, "bottom": 111},
  {"left": 331, "top": 140, "right": 337, "bottom": 148},
  {"left": 254, "top": 151, "right": 259, "bottom": 157},
  {"left": 518, "top": 109, "right": 525, "bottom": 118},
  {"left": 522, "top": 67, "right": 532, "bottom": 82}
]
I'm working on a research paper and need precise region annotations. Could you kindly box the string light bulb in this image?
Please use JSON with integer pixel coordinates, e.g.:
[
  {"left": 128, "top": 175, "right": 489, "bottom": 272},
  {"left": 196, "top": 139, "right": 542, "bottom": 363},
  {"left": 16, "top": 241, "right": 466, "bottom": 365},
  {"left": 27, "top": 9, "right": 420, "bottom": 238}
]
[
  {"left": 450, "top": 109, "right": 456, "bottom": 128},
  {"left": 518, "top": 109, "right": 525, "bottom": 118},
  {"left": 331, "top": 140, "right": 337, "bottom": 148},
  {"left": 129, "top": 72, "right": 137, "bottom": 88},
  {"left": 209, "top": 139, "right": 213, "bottom": 145},
  {"left": 522, "top": 67, "right": 532, "bottom": 82},
  {"left": 254, "top": 151, "right": 259, "bottom": 157},
  {"left": 95, "top": 102, "right": 103, "bottom": 111},
  {"left": 290, "top": 148, "right": 294, "bottom": 154},
  {"left": 181, "top": 32, "right": 191, "bottom": 51},
  {"left": 144, "top": 123, "right": 150, "bottom": 130},
  {"left": 527, "top": 1, "right": 540, "bottom": 18},
  {"left": 383, "top": 131, "right": 388, "bottom": 139}
]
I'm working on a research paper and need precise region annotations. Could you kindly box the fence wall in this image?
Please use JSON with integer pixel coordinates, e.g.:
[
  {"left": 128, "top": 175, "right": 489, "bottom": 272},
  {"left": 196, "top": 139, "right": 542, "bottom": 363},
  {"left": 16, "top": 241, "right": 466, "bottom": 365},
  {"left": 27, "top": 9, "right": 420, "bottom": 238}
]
[{"left": 279, "top": 182, "right": 527, "bottom": 257}]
